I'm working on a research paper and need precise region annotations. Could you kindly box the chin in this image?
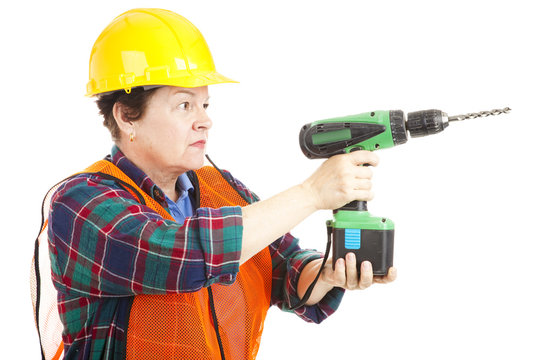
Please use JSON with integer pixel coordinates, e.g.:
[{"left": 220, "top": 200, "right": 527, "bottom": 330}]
[{"left": 181, "top": 156, "right": 206, "bottom": 172}]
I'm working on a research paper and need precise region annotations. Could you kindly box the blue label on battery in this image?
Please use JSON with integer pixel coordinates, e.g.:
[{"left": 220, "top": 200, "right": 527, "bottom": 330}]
[{"left": 344, "top": 229, "right": 361, "bottom": 249}]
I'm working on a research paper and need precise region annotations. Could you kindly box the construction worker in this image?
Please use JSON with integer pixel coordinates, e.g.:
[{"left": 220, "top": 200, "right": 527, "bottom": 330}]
[{"left": 33, "top": 8, "right": 396, "bottom": 360}]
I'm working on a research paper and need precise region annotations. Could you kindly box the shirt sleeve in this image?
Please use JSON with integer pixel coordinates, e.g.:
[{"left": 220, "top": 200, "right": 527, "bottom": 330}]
[
  {"left": 221, "top": 170, "right": 344, "bottom": 323},
  {"left": 269, "top": 234, "right": 345, "bottom": 324},
  {"left": 48, "top": 174, "right": 243, "bottom": 298}
]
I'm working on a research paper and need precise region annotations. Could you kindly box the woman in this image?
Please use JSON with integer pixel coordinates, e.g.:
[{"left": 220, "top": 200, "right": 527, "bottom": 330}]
[{"left": 39, "top": 8, "right": 396, "bottom": 360}]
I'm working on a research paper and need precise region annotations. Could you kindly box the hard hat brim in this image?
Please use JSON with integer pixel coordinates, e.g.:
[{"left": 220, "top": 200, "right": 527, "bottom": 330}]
[{"left": 86, "top": 71, "right": 238, "bottom": 97}]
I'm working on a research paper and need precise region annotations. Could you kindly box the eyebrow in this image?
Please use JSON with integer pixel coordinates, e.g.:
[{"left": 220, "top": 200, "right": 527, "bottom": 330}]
[
  {"left": 172, "top": 89, "right": 196, "bottom": 96},
  {"left": 172, "top": 89, "right": 210, "bottom": 102}
]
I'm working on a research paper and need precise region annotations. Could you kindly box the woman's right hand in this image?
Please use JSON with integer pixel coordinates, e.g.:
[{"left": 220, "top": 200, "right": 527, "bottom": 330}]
[
  {"left": 301, "top": 150, "right": 379, "bottom": 211},
  {"left": 240, "top": 150, "right": 378, "bottom": 264}
]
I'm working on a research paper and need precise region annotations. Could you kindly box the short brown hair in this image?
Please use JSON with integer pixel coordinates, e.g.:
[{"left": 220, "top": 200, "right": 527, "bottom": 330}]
[{"left": 96, "top": 87, "right": 159, "bottom": 141}]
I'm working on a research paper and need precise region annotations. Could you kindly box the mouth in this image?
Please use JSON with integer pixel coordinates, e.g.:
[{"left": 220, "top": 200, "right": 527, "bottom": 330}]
[{"left": 190, "top": 140, "right": 207, "bottom": 148}]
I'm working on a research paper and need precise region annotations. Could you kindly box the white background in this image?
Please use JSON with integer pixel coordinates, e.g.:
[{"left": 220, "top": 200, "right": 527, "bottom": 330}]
[{"left": 1, "top": 0, "right": 539, "bottom": 359}]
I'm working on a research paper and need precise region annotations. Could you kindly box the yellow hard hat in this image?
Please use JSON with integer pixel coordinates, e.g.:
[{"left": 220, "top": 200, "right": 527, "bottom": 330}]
[{"left": 86, "top": 8, "right": 237, "bottom": 96}]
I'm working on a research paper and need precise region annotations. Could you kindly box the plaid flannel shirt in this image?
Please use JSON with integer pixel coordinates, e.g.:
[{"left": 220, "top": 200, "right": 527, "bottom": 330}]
[{"left": 47, "top": 146, "right": 344, "bottom": 359}]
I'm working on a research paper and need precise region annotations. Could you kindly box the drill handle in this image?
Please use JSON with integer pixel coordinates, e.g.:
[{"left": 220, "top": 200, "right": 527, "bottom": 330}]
[{"left": 334, "top": 200, "right": 368, "bottom": 213}]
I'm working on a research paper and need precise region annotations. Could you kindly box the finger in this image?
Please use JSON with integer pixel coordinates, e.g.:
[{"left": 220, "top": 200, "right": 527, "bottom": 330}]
[
  {"left": 333, "top": 258, "right": 347, "bottom": 287},
  {"left": 374, "top": 267, "right": 397, "bottom": 284},
  {"left": 352, "top": 189, "right": 374, "bottom": 202},
  {"left": 353, "top": 166, "right": 374, "bottom": 180},
  {"left": 387, "top": 267, "right": 397, "bottom": 282},
  {"left": 348, "top": 150, "right": 379, "bottom": 167},
  {"left": 358, "top": 261, "right": 373, "bottom": 290},
  {"left": 353, "top": 178, "right": 372, "bottom": 191},
  {"left": 345, "top": 253, "right": 358, "bottom": 289}
]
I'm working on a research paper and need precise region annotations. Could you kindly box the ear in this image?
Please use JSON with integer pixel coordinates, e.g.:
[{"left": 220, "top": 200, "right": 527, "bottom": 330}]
[{"left": 112, "top": 102, "right": 134, "bottom": 140}]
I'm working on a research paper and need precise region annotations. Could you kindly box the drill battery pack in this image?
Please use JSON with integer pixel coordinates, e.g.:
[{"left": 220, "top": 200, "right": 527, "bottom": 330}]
[
  {"left": 332, "top": 227, "right": 394, "bottom": 276},
  {"left": 329, "top": 202, "right": 394, "bottom": 276}
]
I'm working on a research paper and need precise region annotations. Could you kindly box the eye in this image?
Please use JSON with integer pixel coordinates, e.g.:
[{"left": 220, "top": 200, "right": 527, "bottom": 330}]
[{"left": 178, "top": 102, "right": 189, "bottom": 110}]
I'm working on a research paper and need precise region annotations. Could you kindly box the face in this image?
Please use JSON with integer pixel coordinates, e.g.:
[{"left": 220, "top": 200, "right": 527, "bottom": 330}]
[{"left": 130, "top": 86, "right": 212, "bottom": 175}]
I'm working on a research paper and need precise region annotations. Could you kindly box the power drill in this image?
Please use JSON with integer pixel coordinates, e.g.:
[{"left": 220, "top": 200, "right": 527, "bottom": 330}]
[{"left": 298, "top": 107, "right": 511, "bottom": 277}]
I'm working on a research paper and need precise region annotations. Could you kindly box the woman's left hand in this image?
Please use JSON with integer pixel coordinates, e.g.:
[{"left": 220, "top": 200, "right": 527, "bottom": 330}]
[{"left": 320, "top": 253, "right": 397, "bottom": 290}]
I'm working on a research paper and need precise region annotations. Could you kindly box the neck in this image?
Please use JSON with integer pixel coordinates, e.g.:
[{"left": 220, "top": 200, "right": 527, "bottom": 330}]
[
  {"left": 144, "top": 169, "right": 180, "bottom": 202},
  {"left": 117, "top": 142, "right": 182, "bottom": 202}
]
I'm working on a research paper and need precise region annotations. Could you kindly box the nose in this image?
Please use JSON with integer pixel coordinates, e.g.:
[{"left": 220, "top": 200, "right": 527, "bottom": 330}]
[{"left": 193, "top": 106, "right": 212, "bottom": 131}]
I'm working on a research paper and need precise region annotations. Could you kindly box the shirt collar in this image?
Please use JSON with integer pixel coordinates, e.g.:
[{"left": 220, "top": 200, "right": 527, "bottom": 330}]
[
  {"left": 106, "top": 145, "right": 170, "bottom": 207},
  {"left": 165, "top": 172, "right": 195, "bottom": 220},
  {"left": 167, "top": 172, "right": 194, "bottom": 208},
  {"left": 177, "top": 172, "right": 194, "bottom": 196}
]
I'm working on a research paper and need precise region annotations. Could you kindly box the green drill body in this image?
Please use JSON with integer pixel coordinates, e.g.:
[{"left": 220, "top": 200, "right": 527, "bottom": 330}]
[
  {"left": 301, "top": 110, "right": 402, "bottom": 275},
  {"left": 298, "top": 107, "right": 510, "bottom": 276},
  {"left": 309, "top": 111, "right": 398, "bottom": 152}
]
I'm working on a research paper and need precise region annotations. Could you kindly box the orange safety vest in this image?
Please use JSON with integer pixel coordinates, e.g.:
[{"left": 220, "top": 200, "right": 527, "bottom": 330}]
[{"left": 32, "top": 160, "right": 272, "bottom": 360}]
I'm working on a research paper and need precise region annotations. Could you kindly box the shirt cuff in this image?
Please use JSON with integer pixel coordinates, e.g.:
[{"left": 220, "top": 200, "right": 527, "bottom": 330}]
[{"left": 285, "top": 252, "right": 345, "bottom": 324}]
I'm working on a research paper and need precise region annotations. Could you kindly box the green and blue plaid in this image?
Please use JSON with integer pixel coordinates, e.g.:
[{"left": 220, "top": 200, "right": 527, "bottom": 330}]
[{"left": 47, "top": 146, "right": 343, "bottom": 359}]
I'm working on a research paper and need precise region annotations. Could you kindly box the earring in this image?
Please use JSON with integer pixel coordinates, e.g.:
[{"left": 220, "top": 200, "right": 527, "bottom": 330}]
[{"left": 129, "top": 132, "right": 135, "bottom": 142}]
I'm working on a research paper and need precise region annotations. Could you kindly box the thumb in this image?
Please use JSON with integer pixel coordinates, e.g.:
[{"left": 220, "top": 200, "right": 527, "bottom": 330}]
[{"left": 347, "top": 150, "right": 379, "bottom": 167}]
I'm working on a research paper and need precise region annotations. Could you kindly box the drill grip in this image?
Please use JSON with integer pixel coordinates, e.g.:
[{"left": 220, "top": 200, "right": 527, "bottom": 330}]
[{"left": 335, "top": 200, "right": 367, "bottom": 212}]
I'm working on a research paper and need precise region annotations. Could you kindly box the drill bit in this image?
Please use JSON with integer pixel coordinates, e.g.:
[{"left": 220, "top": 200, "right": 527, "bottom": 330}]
[{"left": 448, "top": 107, "right": 511, "bottom": 122}]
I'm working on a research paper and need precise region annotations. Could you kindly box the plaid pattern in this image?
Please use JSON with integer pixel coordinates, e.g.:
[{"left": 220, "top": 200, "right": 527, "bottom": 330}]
[
  {"left": 269, "top": 233, "right": 345, "bottom": 324},
  {"left": 47, "top": 146, "right": 343, "bottom": 359},
  {"left": 228, "top": 176, "right": 345, "bottom": 322}
]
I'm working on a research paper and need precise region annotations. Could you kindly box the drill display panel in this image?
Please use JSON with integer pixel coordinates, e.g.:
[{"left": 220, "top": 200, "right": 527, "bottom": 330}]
[{"left": 312, "top": 128, "right": 352, "bottom": 145}]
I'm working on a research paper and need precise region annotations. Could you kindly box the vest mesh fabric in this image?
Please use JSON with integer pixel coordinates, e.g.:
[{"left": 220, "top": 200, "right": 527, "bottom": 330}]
[
  {"left": 125, "top": 165, "right": 272, "bottom": 360},
  {"left": 32, "top": 160, "right": 273, "bottom": 360}
]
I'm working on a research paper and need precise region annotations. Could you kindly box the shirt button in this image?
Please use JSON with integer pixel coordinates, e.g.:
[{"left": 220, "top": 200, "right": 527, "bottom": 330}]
[{"left": 153, "top": 187, "right": 164, "bottom": 202}]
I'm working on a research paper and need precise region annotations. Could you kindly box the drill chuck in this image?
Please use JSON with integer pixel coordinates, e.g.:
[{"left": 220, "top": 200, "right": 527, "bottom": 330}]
[
  {"left": 392, "top": 107, "right": 510, "bottom": 142},
  {"left": 406, "top": 109, "right": 449, "bottom": 138},
  {"left": 388, "top": 109, "right": 450, "bottom": 147}
]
